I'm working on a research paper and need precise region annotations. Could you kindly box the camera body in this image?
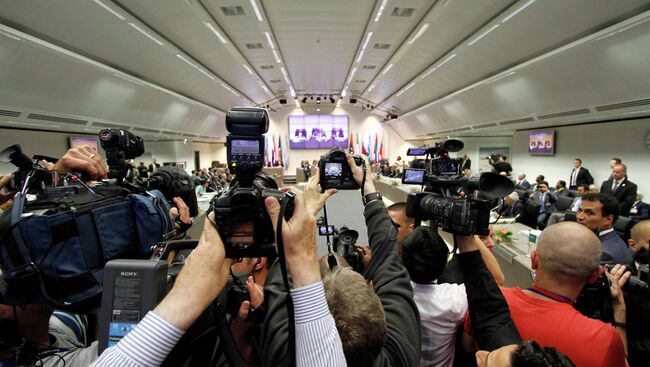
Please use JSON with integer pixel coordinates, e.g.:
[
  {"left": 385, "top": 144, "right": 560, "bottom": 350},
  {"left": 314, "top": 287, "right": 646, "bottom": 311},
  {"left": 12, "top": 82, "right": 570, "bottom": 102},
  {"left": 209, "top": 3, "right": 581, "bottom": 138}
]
[
  {"left": 319, "top": 148, "right": 364, "bottom": 190},
  {"left": 336, "top": 226, "right": 362, "bottom": 272},
  {"left": 211, "top": 108, "right": 293, "bottom": 258}
]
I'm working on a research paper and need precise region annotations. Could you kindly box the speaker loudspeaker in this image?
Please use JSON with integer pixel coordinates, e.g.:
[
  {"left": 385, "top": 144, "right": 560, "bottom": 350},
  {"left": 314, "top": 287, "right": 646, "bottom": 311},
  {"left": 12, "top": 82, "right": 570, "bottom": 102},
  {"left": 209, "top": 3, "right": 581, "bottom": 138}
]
[
  {"left": 349, "top": 97, "right": 357, "bottom": 104},
  {"left": 279, "top": 98, "right": 287, "bottom": 104}
]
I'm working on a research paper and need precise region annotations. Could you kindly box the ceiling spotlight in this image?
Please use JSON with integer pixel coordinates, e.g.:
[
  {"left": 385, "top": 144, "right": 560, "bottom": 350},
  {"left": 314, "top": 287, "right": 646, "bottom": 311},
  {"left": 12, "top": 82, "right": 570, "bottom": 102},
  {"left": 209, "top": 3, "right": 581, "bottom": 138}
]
[
  {"left": 316, "top": 108, "right": 321, "bottom": 112},
  {"left": 316, "top": 97, "right": 321, "bottom": 104},
  {"left": 310, "top": 95, "right": 314, "bottom": 100},
  {"left": 329, "top": 95, "right": 335, "bottom": 104},
  {"left": 301, "top": 96, "right": 307, "bottom": 103}
]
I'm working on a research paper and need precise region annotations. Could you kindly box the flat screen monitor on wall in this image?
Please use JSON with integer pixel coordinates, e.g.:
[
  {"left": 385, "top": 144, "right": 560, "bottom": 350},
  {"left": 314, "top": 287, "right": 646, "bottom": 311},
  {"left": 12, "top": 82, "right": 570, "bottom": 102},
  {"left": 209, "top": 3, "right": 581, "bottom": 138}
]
[
  {"left": 69, "top": 137, "right": 99, "bottom": 151},
  {"left": 528, "top": 130, "right": 555, "bottom": 155},
  {"left": 289, "top": 115, "right": 349, "bottom": 149}
]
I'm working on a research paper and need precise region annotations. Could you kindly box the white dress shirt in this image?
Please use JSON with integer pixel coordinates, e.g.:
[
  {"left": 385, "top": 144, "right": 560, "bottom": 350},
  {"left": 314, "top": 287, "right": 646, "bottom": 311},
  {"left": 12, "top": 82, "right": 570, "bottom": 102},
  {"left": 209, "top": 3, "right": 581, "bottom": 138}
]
[{"left": 411, "top": 281, "right": 468, "bottom": 367}]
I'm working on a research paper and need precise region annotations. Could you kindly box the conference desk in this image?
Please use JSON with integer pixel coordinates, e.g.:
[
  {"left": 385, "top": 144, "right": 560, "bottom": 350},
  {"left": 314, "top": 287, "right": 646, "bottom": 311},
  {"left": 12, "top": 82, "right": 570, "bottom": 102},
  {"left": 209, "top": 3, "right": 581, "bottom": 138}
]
[{"left": 490, "top": 222, "right": 536, "bottom": 288}]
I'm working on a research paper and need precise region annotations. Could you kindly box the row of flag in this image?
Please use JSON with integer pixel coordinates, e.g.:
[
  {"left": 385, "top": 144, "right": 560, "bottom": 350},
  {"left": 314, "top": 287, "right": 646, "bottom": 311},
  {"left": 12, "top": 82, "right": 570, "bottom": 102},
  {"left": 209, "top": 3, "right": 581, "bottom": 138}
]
[
  {"left": 264, "top": 133, "right": 290, "bottom": 172},
  {"left": 349, "top": 132, "right": 384, "bottom": 162},
  {"left": 263, "top": 131, "right": 385, "bottom": 172}
]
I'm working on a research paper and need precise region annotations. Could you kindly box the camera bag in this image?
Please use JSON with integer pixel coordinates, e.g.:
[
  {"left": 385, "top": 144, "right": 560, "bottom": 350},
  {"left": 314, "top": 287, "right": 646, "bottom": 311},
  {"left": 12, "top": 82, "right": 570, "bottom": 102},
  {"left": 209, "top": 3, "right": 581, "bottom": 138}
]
[{"left": 0, "top": 185, "right": 173, "bottom": 312}]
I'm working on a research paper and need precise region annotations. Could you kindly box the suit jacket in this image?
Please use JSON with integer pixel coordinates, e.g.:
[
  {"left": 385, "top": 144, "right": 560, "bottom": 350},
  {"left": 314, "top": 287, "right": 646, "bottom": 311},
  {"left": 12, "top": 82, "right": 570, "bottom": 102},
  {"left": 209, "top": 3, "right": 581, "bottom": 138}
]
[
  {"left": 569, "top": 167, "right": 593, "bottom": 188},
  {"left": 600, "top": 178, "right": 638, "bottom": 214},
  {"left": 599, "top": 230, "right": 633, "bottom": 265},
  {"left": 629, "top": 201, "right": 650, "bottom": 222},
  {"left": 515, "top": 180, "right": 530, "bottom": 190},
  {"left": 531, "top": 191, "right": 557, "bottom": 213},
  {"left": 556, "top": 188, "right": 572, "bottom": 197}
]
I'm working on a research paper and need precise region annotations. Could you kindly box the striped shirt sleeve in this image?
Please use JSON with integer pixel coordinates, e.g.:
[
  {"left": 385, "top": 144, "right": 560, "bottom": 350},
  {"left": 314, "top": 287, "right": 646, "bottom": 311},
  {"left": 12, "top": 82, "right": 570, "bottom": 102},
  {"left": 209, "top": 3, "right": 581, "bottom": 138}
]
[
  {"left": 90, "top": 311, "right": 185, "bottom": 367},
  {"left": 291, "top": 281, "right": 347, "bottom": 367}
]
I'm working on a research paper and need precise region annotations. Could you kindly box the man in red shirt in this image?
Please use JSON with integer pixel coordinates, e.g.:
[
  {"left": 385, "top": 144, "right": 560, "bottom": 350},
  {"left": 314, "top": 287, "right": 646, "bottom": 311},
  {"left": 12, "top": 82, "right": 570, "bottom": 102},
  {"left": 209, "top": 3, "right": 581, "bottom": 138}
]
[{"left": 463, "top": 222, "right": 629, "bottom": 366}]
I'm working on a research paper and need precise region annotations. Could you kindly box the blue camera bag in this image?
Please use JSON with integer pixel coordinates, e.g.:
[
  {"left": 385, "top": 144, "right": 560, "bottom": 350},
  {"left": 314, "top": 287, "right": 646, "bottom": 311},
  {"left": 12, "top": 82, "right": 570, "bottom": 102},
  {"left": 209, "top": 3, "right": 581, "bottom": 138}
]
[{"left": 0, "top": 185, "right": 173, "bottom": 312}]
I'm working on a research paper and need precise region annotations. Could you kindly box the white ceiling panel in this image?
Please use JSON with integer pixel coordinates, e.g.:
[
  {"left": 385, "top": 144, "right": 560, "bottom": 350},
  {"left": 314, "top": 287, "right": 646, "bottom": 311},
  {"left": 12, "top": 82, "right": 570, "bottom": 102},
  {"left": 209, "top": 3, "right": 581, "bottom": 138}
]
[
  {"left": 0, "top": 0, "right": 649, "bottom": 141},
  {"left": 390, "top": 11, "right": 650, "bottom": 139}
]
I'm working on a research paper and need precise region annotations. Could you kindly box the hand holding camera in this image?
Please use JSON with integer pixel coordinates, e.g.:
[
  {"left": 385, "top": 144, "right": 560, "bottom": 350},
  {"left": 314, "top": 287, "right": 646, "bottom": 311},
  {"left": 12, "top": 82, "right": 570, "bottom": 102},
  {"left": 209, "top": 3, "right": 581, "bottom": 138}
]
[
  {"left": 265, "top": 192, "right": 320, "bottom": 288},
  {"left": 318, "top": 148, "right": 366, "bottom": 191},
  {"left": 52, "top": 144, "right": 108, "bottom": 180}
]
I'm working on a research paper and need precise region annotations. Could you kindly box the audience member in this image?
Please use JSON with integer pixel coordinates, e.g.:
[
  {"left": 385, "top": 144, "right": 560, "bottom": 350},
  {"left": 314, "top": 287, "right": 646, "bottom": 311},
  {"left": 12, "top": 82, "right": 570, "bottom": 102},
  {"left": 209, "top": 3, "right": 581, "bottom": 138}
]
[
  {"left": 577, "top": 193, "right": 633, "bottom": 265},
  {"left": 601, "top": 163, "right": 637, "bottom": 214},
  {"left": 462, "top": 222, "right": 628, "bottom": 366},
  {"left": 546, "top": 184, "right": 589, "bottom": 226},
  {"left": 588, "top": 184, "right": 599, "bottom": 193},
  {"left": 137, "top": 161, "right": 149, "bottom": 178},
  {"left": 148, "top": 158, "right": 160, "bottom": 174},
  {"left": 500, "top": 191, "right": 524, "bottom": 219},
  {"left": 529, "top": 181, "right": 557, "bottom": 229},
  {"left": 569, "top": 158, "right": 593, "bottom": 190},
  {"left": 531, "top": 175, "right": 545, "bottom": 191},
  {"left": 629, "top": 193, "right": 649, "bottom": 223},
  {"left": 514, "top": 173, "right": 530, "bottom": 190},
  {"left": 387, "top": 202, "right": 415, "bottom": 254},
  {"left": 555, "top": 180, "right": 570, "bottom": 196}
]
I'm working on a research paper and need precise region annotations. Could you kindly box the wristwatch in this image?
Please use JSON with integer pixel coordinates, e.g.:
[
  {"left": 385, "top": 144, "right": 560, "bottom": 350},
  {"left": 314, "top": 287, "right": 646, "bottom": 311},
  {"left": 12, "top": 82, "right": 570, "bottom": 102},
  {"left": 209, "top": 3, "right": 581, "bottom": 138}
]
[{"left": 362, "top": 192, "right": 382, "bottom": 205}]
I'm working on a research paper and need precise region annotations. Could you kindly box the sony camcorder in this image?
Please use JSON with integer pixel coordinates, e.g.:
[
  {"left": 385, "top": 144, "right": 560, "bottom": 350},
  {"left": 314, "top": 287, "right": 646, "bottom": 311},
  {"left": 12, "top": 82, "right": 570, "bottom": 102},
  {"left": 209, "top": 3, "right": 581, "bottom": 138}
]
[
  {"left": 319, "top": 148, "right": 365, "bottom": 190},
  {"left": 317, "top": 219, "right": 362, "bottom": 272},
  {"left": 402, "top": 140, "right": 514, "bottom": 236},
  {"left": 211, "top": 108, "right": 293, "bottom": 258}
]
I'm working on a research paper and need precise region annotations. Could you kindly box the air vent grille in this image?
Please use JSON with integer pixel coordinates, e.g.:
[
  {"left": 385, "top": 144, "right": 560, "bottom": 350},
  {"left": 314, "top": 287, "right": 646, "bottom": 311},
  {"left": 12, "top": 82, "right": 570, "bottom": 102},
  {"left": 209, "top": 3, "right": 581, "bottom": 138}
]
[
  {"left": 133, "top": 127, "right": 160, "bottom": 133},
  {"left": 454, "top": 127, "right": 471, "bottom": 132},
  {"left": 474, "top": 123, "right": 498, "bottom": 129},
  {"left": 538, "top": 108, "right": 590, "bottom": 120},
  {"left": 92, "top": 121, "right": 130, "bottom": 129},
  {"left": 362, "top": 65, "right": 376, "bottom": 70},
  {"left": 391, "top": 7, "right": 415, "bottom": 17},
  {"left": 499, "top": 117, "right": 534, "bottom": 126},
  {"left": 221, "top": 6, "right": 245, "bottom": 16},
  {"left": 595, "top": 98, "right": 650, "bottom": 112},
  {"left": 0, "top": 109, "right": 20, "bottom": 117},
  {"left": 437, "top": 130, "right": 452, "bottom": 134},
  {"left": 246, "top": 43, "right": 263, "bottom": 49},
  {"left": 27, "top": 113, "right": 86, "bottom": 125},
  {"left": 160, "top": 131, "right": 177, "bottom": 136},
  {"left": 355, "top": 80, "right": 366, "bottom": 83},
  {"left": 270, "top": 79, "right": 281, "bottom": 83},
  {"left": 260, "top": 65, "right": 274, "bottom": 70},
  {"left": 373, "top": 43, "right": 390, "bottom": 50}
]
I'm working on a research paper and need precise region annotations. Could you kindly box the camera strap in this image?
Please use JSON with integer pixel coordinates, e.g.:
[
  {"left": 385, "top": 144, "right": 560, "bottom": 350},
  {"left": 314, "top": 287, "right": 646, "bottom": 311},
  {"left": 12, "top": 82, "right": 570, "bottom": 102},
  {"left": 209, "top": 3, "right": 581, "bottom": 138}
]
[{"left": 274, "top": 190, "right": 296, "bottom": 367}]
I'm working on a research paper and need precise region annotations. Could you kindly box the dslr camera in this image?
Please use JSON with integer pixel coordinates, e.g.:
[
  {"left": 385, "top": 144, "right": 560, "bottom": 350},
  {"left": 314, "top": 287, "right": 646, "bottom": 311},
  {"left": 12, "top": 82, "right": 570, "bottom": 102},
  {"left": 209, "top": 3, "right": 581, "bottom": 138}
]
[
  {"left": 211, "top": 108, "right": 293, "bottom": 258},
  {"left": 402, "top": 139, "right": 514, "bottom": 236},
  {"left": 319, "top": 148, "right": 364, "bottom": 190}
]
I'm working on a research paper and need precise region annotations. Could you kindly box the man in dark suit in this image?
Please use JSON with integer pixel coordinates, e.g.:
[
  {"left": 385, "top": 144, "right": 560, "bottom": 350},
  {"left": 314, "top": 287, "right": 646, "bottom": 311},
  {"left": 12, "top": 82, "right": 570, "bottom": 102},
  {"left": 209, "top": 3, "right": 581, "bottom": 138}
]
[
  {"left": 577, "top": 193, "right": 633, "bottom": 265},
  {"left": 148, "top": 158, "right": 160, "bottom": 175},
  {"left": 600, "top": 163, "right": 637, "bottom": 214},
  {"left": 629, "top": 193, "right": 650, "bottom": 223},
  {"left": 569, "top": 158, "right": 593, "bottom": 190},
  {"left": 499, "top": 191, "right": 525, "bottom": 218},
  {"left": 460, "top": 154, "right": 471, "bottom": 172},
  {"left": 555, "top": 180, "right": 571, "bottom": 197},
  {"left": 514, "top": 173, "right": 530, "bottom": 190},
  {"left": 529, "top": 181, "right": 557, "bottom": 229}
]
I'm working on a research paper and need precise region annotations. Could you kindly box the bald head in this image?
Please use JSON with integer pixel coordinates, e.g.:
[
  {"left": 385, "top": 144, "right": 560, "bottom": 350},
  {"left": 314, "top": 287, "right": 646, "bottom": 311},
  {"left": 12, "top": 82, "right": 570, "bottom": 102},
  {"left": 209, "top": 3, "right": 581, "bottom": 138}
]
[
  {"left": 536, "top": 222, "right": 601, "bottom": 281},
  {"left": 629, "top": 219, "right": 650, "bottom": 254}
]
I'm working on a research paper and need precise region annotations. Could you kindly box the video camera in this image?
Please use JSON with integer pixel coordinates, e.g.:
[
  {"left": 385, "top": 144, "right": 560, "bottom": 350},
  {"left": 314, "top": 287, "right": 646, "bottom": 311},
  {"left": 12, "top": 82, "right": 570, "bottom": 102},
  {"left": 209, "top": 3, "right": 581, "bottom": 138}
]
[
  {"left": 319, "top": 148, "right": 365, "bottom": 190},
  {"left": 406, "top": 139, "right": 464, "bottom": 176},
  {"left": 402, "top": 140, "right": 514, "bottom": 236},
  {"left": 99, "top": 128, "right": 198, "bottom": 217},
  {"left": 317, "top": 220, "right": 362, "bottom": 272},
  {"left": 211, "top": 108, "right": 293, "bottom": 258}
]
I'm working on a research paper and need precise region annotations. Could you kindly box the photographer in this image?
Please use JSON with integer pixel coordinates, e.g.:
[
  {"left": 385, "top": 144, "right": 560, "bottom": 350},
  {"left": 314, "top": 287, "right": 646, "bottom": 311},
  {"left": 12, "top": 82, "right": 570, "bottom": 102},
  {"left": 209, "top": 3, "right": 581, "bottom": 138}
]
[
  {"left": 462, "top": 222, "right": 629, "bottom": 366},
  {"left": 488, "top": 154, "right": 512, "bottom": 176},
  {"left": 261, "top": 157, "right": 420, "bottom": 367},
  {"left": 454, "top": 234, "right": 575, "bottom": 367},
  {"left": 624, "top": 219, "right": 650, "bottom": 366}
]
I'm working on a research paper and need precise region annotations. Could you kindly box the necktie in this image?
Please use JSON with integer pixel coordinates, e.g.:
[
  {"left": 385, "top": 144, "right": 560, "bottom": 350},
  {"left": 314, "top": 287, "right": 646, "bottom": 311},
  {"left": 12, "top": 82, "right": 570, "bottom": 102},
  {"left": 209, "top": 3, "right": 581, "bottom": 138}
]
[
  {"left": 540, "top": 193, "right": 546, "bottom": 213},
  {"left": 612, "top": 180, "right": 620, "bottom": 192},
  {"left": 571, "top": 169, "right": 578, "bottom": 186}
]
